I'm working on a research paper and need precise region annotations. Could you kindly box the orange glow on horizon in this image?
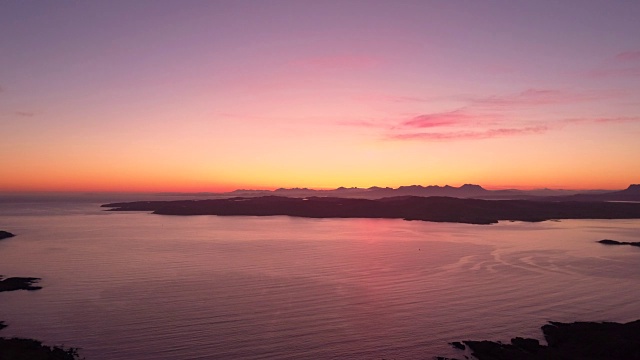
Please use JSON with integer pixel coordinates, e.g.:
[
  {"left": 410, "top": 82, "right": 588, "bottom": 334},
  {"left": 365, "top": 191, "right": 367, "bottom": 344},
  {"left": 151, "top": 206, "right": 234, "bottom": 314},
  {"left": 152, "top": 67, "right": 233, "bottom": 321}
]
[
  {"left": 0, "top": 173, "right": 632, "bottom": 194},
  {"left": 2, "top": 2, "right": 639, "bottom": 195}
]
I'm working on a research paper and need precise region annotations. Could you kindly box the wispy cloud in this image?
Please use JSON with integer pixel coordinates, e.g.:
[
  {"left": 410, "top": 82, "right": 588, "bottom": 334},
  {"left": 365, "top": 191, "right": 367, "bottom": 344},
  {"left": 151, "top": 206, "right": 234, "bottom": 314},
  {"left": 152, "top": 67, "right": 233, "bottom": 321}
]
[
  {"left": 615, "top": 51, "right": 640, "bottom": 62},
  {"left": 343, "top": 86, "right": 635, "bottom": 142},
  {"left": 593, "top": 116, "right": 640, "bottom": 123},
  {"left": 386, "top": 107, "right": 539, "bottom": 141},
  {"left": 564, "top": 116, "right": 640, "bottom": 124},
  {"left": 384, "top": 89, "right": 570, "bottom": 141},
  {"left": 589, "top": 67, "right": 640, "bottom": 77},
  {"left": 473, "top": 88, "right": 616, "bottom": 108},
  {"left": 399, "top": 110, "right": 499, "bottom": 128},
  {"left": 15, "top": 111, "right": 35, "bottom": 117},
  {"left": 588, "top": 50, "right": 640, "bottom": 77},
  {"left": 388, "top": 114, "right": 640, "bottom": 142},
  {"left": 389, "top": 125, "right": 549, "bottom": 141}
]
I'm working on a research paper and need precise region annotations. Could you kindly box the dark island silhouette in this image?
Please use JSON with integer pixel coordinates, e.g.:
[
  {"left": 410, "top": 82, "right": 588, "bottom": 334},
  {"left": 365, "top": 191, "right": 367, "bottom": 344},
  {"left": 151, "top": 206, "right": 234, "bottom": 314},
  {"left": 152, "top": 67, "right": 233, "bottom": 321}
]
[
  {"left": 598, "top": 239, "right": 640, "bottom": 247},
  {"left": 0, "top": 276, "right": 42, "bottom": 292},
  {"left": 0, "top": 231, "right": 15, "bottom": 240},
  {"left": 102, "top": 195, "right": 640, "bottom": 225},
  {"left": 0, "top": 232, "right": 43, "bottom": 292},
  {"left": 438, "top": 320, "right": 640, "bottom": 360}
]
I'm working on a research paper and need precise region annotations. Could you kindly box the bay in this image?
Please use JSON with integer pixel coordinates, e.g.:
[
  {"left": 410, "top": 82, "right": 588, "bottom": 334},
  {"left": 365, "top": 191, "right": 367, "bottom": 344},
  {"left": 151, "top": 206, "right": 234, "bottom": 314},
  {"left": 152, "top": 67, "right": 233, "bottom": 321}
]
[{"left": 1, "top": 198, "right": 639, "bottom": 359}]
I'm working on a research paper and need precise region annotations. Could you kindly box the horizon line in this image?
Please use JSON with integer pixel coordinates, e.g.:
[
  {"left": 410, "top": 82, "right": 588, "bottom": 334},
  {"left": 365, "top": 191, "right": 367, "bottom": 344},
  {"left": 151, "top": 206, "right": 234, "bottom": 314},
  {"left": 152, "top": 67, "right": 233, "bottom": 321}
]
[{"left": 1, "top": 183, "right": 635, "bottom": 195}]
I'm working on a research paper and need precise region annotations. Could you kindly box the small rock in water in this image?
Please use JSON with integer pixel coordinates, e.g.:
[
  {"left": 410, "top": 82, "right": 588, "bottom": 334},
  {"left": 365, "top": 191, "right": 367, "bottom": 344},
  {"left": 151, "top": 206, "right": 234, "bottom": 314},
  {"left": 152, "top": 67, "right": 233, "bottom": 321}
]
[{"left": 0, "top": 230, "right": 16, "bottom": 240}]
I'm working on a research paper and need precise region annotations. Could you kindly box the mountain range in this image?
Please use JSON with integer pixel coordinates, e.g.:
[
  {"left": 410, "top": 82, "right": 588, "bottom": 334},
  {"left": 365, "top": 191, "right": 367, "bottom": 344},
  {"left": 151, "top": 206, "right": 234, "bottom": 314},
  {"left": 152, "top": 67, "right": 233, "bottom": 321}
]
[{"left": 159, "top": 184, "right": 640, "bottom": 201}]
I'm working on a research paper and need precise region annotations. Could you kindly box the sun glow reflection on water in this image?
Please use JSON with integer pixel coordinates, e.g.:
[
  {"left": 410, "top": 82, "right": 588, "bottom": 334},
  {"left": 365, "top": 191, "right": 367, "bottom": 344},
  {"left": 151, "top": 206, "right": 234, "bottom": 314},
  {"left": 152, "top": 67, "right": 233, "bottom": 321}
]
[{"left": 0, "top": 200, "right": 639, "bottom": 359}]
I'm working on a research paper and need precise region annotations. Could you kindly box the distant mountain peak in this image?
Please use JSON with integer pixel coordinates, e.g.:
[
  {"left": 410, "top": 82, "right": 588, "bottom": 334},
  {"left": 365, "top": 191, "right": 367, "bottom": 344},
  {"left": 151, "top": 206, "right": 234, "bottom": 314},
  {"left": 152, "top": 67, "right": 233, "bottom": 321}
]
[
  {"left": 460, "top": 184, "right": 487, "bottom": 191},
  {"left": 623, "top": 184, "right": 640, "bottom": 193},
  {"left": 399, "top": 185, "right": 423, "bottom": 190}
]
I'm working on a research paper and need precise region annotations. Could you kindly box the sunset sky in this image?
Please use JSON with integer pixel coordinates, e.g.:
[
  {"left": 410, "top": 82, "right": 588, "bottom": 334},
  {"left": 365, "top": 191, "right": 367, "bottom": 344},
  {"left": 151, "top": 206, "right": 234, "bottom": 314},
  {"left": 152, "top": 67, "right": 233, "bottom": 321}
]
[{"left": 1, "top": 1, "right": 639, "bottom": 192}]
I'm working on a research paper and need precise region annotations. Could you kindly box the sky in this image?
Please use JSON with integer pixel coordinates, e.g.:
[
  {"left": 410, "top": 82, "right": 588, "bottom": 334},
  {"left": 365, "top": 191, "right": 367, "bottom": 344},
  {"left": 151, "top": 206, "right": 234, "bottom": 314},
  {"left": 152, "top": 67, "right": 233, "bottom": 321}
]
[{"left": 1, "top": 0, "right": 639, "bottom": 192}]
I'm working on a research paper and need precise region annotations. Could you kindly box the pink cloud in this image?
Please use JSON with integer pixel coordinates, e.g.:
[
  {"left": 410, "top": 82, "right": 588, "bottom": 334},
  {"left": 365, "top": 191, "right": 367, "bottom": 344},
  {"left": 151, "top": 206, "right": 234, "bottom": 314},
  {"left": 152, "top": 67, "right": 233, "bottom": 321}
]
[
  {"left": 593, "top": 116, "right": 640, "bottom": 123},
  {"left": 397, "top": 108, "right": 506, "bottom": 130},
  {"left": 385, "top": 107, "right": 532, "bottom": 141},
  {"left": 389, "top": 125, "right": 549, "bottom": 141},
  {"left": 475, "top": 88, "right": 611, "bottom": 107},
  {"left": 401, "top": 110, "right": 472, "bottom": 128},
  {"left": 387, "top": 112, "right": 640, "bottom": 142},
  {"left": 564, "top": 116, "right": 640, "bottom": 124},
  {"left": 587, "top": 50, "right": 640, "bottom": 77},
  {"left": 367, "top": 86, "right": 635, "bottom": 142},
  {"left": 338, "top": 110, "right": 490, "bottom": 130},
  {"left": 589, "top": 67, "right": 640, "bottom": 77},
  {"left": 615, "top": 51, "right": 640, "bottom": 62}
]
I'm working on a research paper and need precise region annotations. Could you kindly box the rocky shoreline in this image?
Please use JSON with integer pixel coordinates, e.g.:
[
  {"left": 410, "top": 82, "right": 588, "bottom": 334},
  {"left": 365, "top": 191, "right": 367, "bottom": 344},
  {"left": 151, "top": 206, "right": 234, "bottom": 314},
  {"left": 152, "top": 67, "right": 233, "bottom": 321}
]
[
  {"left": 438, "top": 320, "right": 640, "bottom": 360},
  {"left": 0, "top": 230, "right": 81, "bottom": 360},
  {"left": 0, "top": 276, "right": 42, "bottom": 292},
  {"left": 0, "top": 321, "right": 80, "bottom": 360}
]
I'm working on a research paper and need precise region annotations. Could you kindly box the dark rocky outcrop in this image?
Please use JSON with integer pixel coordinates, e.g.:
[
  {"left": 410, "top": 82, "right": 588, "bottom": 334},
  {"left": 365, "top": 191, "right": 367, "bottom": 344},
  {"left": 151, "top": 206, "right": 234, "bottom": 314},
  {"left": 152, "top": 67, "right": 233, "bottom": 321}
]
[
  {"left": 103, "top": 196, "right": 640, "bottom": 225},
  {"left": 441, "top": 320, "right": 640, "bottom": 360},
  {"left": 0, "top": 322, "right": 81, "bottom": 360},
  {"left": 1, "top": 232, "right": 79, "bottom": 359},
  {"left": 0, "top": 231, "right": 15, "bottom": 240},
  {"left": 0, "top": 276, "right": 42, "bottom": 292},
  {"left": 597, "top": 239, "right": 640, "bottom": 247}
]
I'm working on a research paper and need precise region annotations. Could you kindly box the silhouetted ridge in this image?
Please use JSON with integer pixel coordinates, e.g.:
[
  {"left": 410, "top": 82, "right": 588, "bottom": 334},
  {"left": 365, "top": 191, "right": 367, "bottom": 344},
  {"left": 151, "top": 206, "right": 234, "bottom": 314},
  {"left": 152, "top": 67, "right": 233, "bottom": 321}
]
[
  {"left": 460, "top": 184, "right": 486, "bottom": 191},
  {"left": 545, "top": 184, "right": 640, "bottom": 202},
  {"left": 620, "top": 184, "right": 640, "bottom": 194}
]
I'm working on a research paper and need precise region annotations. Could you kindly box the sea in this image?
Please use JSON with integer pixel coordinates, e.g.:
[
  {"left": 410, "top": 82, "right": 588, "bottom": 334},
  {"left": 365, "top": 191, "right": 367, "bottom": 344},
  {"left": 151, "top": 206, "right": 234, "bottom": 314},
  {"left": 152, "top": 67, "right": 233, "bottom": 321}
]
[{"left": 1, "top": 194, "right": 639, "bottom": 359}]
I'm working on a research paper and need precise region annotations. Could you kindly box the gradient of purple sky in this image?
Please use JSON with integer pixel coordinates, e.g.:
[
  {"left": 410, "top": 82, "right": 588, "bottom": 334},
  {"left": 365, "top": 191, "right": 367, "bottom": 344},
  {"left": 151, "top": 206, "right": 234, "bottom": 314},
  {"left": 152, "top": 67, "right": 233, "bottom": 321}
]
[{"left": 1, "top": 1, "right": 639, "bottom": 191}]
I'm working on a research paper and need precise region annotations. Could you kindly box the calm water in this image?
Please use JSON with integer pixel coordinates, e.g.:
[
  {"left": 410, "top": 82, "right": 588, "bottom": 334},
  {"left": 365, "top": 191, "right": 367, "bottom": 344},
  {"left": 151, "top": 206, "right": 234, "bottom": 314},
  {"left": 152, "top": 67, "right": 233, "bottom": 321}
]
[{"left": 1, "top": 197, "right": 640, "bottom": 359}]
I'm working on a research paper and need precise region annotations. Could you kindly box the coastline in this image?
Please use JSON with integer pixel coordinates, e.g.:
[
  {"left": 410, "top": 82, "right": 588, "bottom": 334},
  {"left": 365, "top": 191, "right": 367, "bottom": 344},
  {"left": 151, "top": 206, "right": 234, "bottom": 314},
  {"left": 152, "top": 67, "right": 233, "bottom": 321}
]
[
  {"left": 0, "top": 230, "right": 81, "bottom": 359},
  {"left": 440, "top": 320, "right": 640, "bottom": 360}
]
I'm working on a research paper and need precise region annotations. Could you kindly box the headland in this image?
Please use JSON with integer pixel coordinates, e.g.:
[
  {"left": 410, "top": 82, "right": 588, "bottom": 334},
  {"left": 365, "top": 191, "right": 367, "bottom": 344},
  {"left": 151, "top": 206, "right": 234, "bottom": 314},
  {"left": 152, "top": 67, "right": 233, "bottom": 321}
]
[{"left": 103, "top": 196, "right": 640, "bottom": 225}]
